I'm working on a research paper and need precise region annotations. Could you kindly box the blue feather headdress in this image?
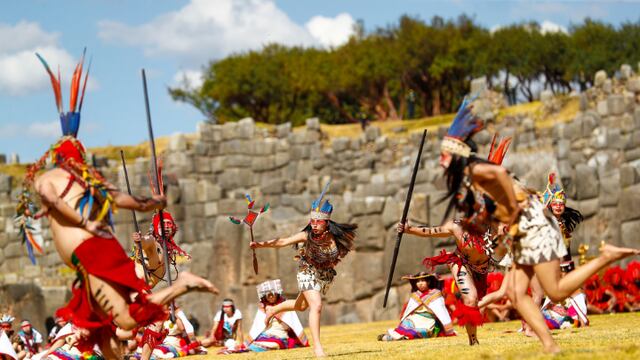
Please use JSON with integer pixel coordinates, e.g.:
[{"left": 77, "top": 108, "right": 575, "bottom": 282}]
[
  {"left": 440, "top": 95, "right": 482, "bottom": 158},
  {"left": 310, "top": 181, "right": 333, "bottom": 220}
]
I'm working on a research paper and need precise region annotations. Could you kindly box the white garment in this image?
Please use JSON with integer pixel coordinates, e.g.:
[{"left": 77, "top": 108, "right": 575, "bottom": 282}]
[
  {"left": 213, "top": 310, "right": 242, "bottom": 328},
  {"left": 176, "top": 310, "right": 194, "bottom": 336},
  {"left": 0, "top": 331, "right": 18, "bottom": 360}
]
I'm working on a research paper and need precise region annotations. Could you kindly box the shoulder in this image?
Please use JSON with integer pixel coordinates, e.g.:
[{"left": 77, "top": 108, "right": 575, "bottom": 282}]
[
  {"left": 234, "top": 310, "right": 242, "bottom": 319},
  {"left": 214, "top": 310, "right": 221, "bottom": 318}
]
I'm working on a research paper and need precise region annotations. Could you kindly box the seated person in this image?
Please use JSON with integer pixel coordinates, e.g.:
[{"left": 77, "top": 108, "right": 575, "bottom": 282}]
[
  {"left": 201, "top": 299, "right": 242, "bottom": 347},
  {"left": 378, "top": 272, "right": 455, "bottom": 341},
  {"left": 246, "top": 279, "right": 309, "bottom": 352},
  {"left": 541, "top": 261, "right": 589, "bottom": 329},
  {"left": 38, "top": 322, "right": 104, "bottom": 360}
]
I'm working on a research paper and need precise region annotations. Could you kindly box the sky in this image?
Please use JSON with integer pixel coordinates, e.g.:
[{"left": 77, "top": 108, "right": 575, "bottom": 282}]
[{"left": 2, "top": 0, "right": 640, "bottom": 162}]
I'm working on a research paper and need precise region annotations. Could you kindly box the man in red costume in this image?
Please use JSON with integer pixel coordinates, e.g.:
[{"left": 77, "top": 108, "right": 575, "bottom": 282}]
[{"left": 17, "top": 51, "right": 218, "bottom": 359}]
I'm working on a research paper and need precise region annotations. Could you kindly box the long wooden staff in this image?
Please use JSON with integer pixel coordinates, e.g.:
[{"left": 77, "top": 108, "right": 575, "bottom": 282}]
[
  {"left": 120, "top": 150, "right": 149, "bottom": 284},
  {"left": 142, "top": 69, "right": 175, "bottom": 322},
  {"left": 383, "top": 129, "right": 427, "bottom": 307}
]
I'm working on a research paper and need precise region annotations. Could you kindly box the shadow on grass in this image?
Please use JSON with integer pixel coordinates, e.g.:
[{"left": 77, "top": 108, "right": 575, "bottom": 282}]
[{"left": 328, "top": 349, "right": 384, "bottom": 358}]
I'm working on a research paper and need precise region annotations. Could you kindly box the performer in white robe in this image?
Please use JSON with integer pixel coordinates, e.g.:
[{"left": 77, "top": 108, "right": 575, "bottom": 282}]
[
  {"left": 246, "top": 279, "right": 309, "bottom": 352},
  {"left": 379, "top": 272, "right": 455, "bottom": 341}
]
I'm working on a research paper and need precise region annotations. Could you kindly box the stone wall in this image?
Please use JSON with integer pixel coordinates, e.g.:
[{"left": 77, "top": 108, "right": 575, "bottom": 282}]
[{"left": 1, "top": 66, "right": 640, "bottom": 334}]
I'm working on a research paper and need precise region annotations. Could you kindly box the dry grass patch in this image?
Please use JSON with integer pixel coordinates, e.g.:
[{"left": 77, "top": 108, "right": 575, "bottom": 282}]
[{"left": 193, "top": 313, "right": 639, "bottom": 360}]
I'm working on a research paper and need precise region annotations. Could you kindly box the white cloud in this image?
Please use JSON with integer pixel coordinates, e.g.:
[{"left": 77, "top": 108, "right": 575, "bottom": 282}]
[
  {"left": 0, "top": 21, "right": 91, "bottom": 96},
  {"left": 0, "top": 120, "right": 100, "bottom": 140},
  {"left": 98, "top": 0, "right": 355, "bottom": 71},
  {"left": 305, "top": 13, "right": 355, "bottom": 48},
  {"left": 173, "top": 69, "right": 204, "bottom": 89},
  {"left": 540, "top": 20, "right": 567, "bottom": 34}
]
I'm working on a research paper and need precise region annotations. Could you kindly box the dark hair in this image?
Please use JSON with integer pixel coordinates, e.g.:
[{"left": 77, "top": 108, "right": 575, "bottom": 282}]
[
  {"left": 260, "top": 294, "right": 285, "bottom": 306},
  {"left": 560, "top": 207, "right": 583, "bottom": 233},
  {"left": 409, "top": 275, "right": 440, "bottom": 292},
  {"left": 440, "top": 138, "right": 493, "bottom": 222},
  {"left": 302, "top": 220, "right": 357, "bottom": 258},
  {"left": 221, "top": 298, "right": 236, "bottom": 314}
]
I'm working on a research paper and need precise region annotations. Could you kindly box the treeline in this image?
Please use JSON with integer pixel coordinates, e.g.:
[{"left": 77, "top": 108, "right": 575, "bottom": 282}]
[{"left": 169, "top": 15, "right": 640, "bottom": 125}]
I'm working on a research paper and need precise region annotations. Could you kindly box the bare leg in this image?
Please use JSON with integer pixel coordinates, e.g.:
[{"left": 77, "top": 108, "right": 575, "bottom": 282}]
[
  {"left": 523, "top": 275, "right": 544, "bottom": 338},
  {"left": 88, "top": 271, "right": 218, "bottom": 330},
  {"left": 506, "top": 265, "right": 559, "bottom": 354},
  {"left": 265, "top": 294, "right": 308, "bottom": 326},
  {"left": 479, "top": 270, "right": 510, "bottom": 309},
  {"left": 303, "top": 290, "right": 326, "bottom": 357},
  {"left": 450, "top": 263, "right": 479, "bottom": 345},
  {"left": 535, "top": 244, "right": 639, "bottom": 303}
]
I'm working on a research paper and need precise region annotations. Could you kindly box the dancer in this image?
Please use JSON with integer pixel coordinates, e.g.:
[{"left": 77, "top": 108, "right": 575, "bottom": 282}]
[
  {"left": 378, "top": 272, "right": 454, "bottom": 341},
  {"left": 250, "top": 181, "right": 357, "bottom": 357},
  {"left": 541, "top": 173, "right": 584, "bottom": 261},
  {"left": 397, "top": 135, "right": 512, "bottom": 345},
  {"left": 17, "top": 321, "right": 43, "bottom": 357},
  {"left": 17, "top": 51, "right": 218, "bottom": 359},
  {"left": 438, "top": 95, "right": 639, "bottom": 353},
  {"left": 246, "top": 279, "right": 309, "bottom": 352}
]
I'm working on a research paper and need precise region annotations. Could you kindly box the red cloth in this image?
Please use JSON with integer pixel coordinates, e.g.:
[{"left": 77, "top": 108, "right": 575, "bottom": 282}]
[
  {"left": 423, "top": 249, "right": 488, "bottom": 299},
  {"left": 453, "top": 302, "right": 484, "bottom": 327},
  {"left": 56, "top": 236, "right": 167, "bottom": 350}
]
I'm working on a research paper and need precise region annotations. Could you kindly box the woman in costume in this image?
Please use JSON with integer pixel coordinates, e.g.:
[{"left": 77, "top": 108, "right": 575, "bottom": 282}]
[
  {"left": 397, "top": 135, "right": 511, "bottom": 345},
  {"left": 378, "top": 272, "right": 455, "bottom": 341},
  {"left": 18, "top": 51, "right": 218, "bottom": 359},
  {"left": 201, "top": 300, "right": 243, "bottom": 348},
  {"left": 540, "top": 260, "right": 589, "bottom": 330},
  {"left": 250, "top": 181, "right": 356, "bottom": 357},
  {"left": 437, "top": 95, "right": 639, "bottom": 353},
  {"left": 541, "top": 174, "right": 584, "bottom": 261},
  {"left": 245, "top": 279, "right": 309, "bottom": 352}
]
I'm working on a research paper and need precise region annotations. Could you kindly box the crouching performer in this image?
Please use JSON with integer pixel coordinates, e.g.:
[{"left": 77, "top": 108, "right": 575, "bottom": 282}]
[
  {"left": 18, "top": 51, "right": 218, "bottom": 359},
  {"left": 378, "top": 272, "right": 455, "bottom": 341},
  {"left": 246, "top": 279, "right": 309, "bottom": 352}
]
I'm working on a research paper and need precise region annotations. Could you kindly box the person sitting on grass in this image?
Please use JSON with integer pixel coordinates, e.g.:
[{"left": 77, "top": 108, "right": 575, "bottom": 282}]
[{"left": 378, "top": 272, "right": 455, "bottom": 341}]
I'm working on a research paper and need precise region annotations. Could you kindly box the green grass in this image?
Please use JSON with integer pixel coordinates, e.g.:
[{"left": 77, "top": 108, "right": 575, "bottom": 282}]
[{"left": 194, "top": 313, "right": 640, "bottom": 359}]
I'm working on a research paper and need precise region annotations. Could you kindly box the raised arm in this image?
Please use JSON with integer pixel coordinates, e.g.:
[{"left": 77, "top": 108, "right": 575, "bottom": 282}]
[
  {"left": 397, "top": 220, "right": 455, "bottom": 238},
  {"left": 470, "top": 163, "right": 519, "bottom": 225},
  {"left": 103, "top": 179, "right": 166, "bottom": 212},
  {"left": 250, "top": 231, "right": 307, "bottom": 249}
]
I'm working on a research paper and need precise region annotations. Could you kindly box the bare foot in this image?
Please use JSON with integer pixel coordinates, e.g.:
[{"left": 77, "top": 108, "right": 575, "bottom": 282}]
[
  {"left": 543, "top": 343, "right": 561, "bottom": 354},
  {"left": 175, "top": 272, "right": 219, "bottom": 294},
  {"left": 600, "top": 243, "right": 640, "bottom": 263},
  {"left": 314, "top": 346, "right": 327, "bottom": 357}
]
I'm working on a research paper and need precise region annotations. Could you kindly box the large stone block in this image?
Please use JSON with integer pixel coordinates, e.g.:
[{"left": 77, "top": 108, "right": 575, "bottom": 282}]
[
  {"left": 349, "top": 197, "right": 385, "bottom": 216},
  {"left": 169, "top": 134, "right": 187, "bottom": 151},
  {"left": 574, "top": 164, "right": 599, "bottom": 200},
  {"left": 599, "top": 172, "right": 620, "bottom": 207},
  {"left": 221, "top": 122, "right": 238, "bottom": 140},
  {"left": 237, "top": 118, "right": 255, "bottom": 139},
  {"left": 4, "top": 242, "right": 23, "bottom": 258},
  {"left": 223, "top": 154, "right": 253, "bottom": 168},
  {"left": 275, "top": 122, "right": 291, "bottom": 138},
  {"left": 620, "top": 165, "right": 640, "bottom": 188},
  {"left": 381, "top": 197, "right": 401, "bottom": 228},
  {"left": 618, "top": 184, "right": 640, "bottom": 221},
  {"left": 371, "top": 287, "right": 402, "bottom": 321},
  {"left": 364, "top": 126, "right": 381, "bottom": 142},
  {"left": 383, "top": 227, "right": 434, "bottom": 287},
  {"left": 354, "top": 251, "right": 385, "bottom": 299},
  {"left": 218, "top": 168, "right": 254, "bottom": 189},
  {"left": 196, "top": 180, "right": 221, "bottom": 203},
  {"left": 596, "top": 100, "right": 608, "bottom": 116},
  {"left": 332, "top": 138, "right": 350, "bottom": 152},
  {"left": 354, "top": 215, "right": 385, "bottom": 251},
  {"left": 608, "top": 94, "right": 626, "bottom": 116},
  {"left": 621, "top": 220, "right": 640, "bottom": 248}
]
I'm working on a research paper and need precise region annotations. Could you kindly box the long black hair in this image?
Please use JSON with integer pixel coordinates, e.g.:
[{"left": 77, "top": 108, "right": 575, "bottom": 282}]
[
  {"left": 440, "top": 138, "right": 491, "bottom": 222},
  {"left": 302, "top": 220, "right": 357, "bottom": 258},
  {"left": 560, "top": 207, "right": 583, "bottom": 233}
]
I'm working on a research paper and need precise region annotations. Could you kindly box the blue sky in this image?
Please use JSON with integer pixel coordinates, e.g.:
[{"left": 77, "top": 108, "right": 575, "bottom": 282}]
[{"left": 2, "top": 0, "right": 639, "bottom": 162}]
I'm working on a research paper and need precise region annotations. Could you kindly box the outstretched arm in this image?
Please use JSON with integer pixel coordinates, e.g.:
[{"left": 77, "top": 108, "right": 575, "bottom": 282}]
[
  {"left": 250, "top": 231, "right": 306, "bottom": 249},
  {"left": 397, "top": 220, "right": 455, "bottom": 238}
]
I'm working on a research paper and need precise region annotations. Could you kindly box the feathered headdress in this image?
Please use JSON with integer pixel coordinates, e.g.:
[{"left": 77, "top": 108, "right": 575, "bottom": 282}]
[
  {"left": 0, "top": 314, "right": 15, "bottom": 324},
  {"left": 542, "top": 172, "right": 566, "bottom": 206},
  {"left": 310, "top": 181, "right": 333, "bottom": 220},
  {"left": 36, "top": 48, "right": 91, "bottom": 138},
  {"left": 440, "top": 95, "right": 482, "bottom": 158},
  {"left": 487, "top": 133, "right": 512, "bottom": 165}
]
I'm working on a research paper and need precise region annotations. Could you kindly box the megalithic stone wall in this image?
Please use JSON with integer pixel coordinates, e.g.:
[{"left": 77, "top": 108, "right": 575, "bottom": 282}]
[{"left": 1, "top": 66, "right": 640, "bottom": 334}]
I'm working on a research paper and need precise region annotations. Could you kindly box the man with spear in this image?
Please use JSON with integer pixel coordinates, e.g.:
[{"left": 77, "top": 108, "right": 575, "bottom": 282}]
[{"left": 17, "top": 52, "right": 219, "bottom": 359}]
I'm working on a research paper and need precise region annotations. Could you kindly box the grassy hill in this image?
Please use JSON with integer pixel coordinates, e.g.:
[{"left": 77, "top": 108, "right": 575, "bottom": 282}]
[{"left": 196, "top": 312, "right": 639, "bottom": 359}]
